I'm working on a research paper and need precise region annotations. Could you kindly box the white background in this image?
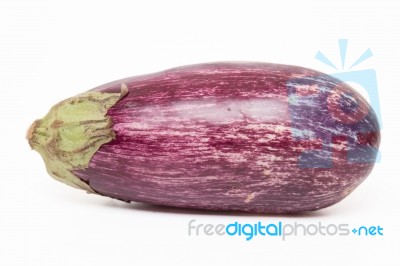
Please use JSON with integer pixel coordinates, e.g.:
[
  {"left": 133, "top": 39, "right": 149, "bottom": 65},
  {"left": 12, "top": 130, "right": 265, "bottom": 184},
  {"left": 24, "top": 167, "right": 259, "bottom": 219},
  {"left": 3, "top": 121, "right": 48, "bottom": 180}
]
[{"left": 1, "top": 0, "right": 399, "bottom": 265}]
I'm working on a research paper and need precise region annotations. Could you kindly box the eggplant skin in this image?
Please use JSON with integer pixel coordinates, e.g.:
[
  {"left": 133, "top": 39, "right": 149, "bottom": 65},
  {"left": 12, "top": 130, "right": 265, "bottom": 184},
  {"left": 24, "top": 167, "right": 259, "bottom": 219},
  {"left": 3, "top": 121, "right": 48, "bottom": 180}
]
[{"left": 32, "top": 62, "right": 380, "bottom": 213}]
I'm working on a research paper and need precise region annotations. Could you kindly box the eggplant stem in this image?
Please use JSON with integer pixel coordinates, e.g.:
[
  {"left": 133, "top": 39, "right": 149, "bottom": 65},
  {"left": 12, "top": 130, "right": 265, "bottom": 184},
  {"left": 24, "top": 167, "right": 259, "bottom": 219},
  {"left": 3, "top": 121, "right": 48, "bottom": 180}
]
[{"left": 27, "top": 84, "right": 128, "bottom": 192}]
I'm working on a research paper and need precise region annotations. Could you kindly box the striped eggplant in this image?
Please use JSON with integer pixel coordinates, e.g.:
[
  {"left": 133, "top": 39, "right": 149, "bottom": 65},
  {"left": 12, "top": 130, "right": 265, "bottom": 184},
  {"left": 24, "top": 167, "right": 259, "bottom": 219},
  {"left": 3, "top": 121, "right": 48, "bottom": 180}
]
[{"left": 27, "top": 62, "right": 380, "bottom": 213}]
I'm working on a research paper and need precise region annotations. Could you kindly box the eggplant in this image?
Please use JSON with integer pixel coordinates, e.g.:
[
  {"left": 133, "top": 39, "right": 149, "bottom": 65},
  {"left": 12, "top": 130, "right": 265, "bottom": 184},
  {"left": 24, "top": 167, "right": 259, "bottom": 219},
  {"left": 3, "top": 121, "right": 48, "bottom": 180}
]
[{"left": 27, "top": 62, "right": 380, "bottom": 213}]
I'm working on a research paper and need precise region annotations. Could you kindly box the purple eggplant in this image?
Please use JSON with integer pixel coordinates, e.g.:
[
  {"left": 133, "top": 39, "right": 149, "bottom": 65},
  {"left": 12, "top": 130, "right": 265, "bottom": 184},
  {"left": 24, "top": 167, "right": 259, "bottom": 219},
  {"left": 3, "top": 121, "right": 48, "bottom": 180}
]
[{"left": 27, "top": 62, "right": 380, "bottom": 213}]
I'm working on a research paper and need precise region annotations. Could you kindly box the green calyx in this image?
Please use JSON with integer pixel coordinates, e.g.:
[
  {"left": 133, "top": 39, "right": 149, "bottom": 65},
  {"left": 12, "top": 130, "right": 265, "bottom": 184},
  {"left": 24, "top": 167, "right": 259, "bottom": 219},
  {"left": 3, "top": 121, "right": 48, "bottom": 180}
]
[{"left": 27, "top": 84, "right": 128, "bottom": 193}]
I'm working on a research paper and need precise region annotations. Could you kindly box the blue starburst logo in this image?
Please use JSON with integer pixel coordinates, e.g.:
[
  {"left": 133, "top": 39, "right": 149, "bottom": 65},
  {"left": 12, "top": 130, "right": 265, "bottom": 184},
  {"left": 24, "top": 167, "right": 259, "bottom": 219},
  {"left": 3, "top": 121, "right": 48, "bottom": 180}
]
[
  {"left": 315, "top": 39, "right": 382, "bottom": 129},
  {"left": 316, "top": 39, "right": 373, "bottom": 70}
]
